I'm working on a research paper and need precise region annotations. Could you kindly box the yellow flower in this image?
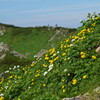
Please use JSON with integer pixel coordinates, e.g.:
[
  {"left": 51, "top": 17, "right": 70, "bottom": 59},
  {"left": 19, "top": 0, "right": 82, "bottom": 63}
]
[
  {"left": 80, "top": 52, "right": 86, "bottom": 58},
  {"left": 62, "top": 85, "right": 65, "bottom": 89},
  {"left": 35, "top": 73, "right": 40, "bottom": 77},
  {"left": 53, "top": 53, "right": 56, "bottom": 56},
  {"left": 45, "top": 54, "right": 48, "bottom": 57},
  {"left": 9, "top": 75, "right": 13, "bottom": 79},
  {"left": 31, "top": 82, "right": 34, "bottom": 85},
  {"left": 67, "top": 45, "right": 71, "bottom": 47},
  {"left": 54, "top": 56, "right": 58, "bottom": 61},
  {"left": 43, "top": 64, "right": 47, "bottom": 67},
  {"left": 68, "top": 73, "right": 70, "bottom": 76},
  {"left": 45, "top": 56, "right": 49, "bottom": 60},
  {"left": 83, "top": 75, "right": 87, "bottom": 79},
  {"left": 49, "top": 60, "right": 53, "bottom": 64},
  {"left": 87, "top": 28, "right": 91, "bottom": 33},
  {"left": 0, "top": 97, "right": 4, "bottom": 100},
  {"left": 62, "top": 80, "right": 64, "bottom": 82},
  {"left": 62, "top": 89, "right": 66, "bottom": 92},
  {"left": 81, "top": 55, "right": 85, "bottom": 58},
  {"left": 62, "top": 53, "right": 66, "bottom": 56},
  {"left": 92, "top": 55, "right": 96, "bottom": 59},
  {"left": 31, "top": 63, "right": 35, "bottom": 66},
  {"left": 65, "top": 39, "right": 69, "bottom": 42},
  {"left": 32, "top": 79, "right": 34, "bottom": 81},
  {"left": 95, "top": 17, "right": 99, "bottom": 20},
  {"left": 18, "top": 98, "right": 21, "bottom": 100},
  {"left": 91, "top": 23, "right": 96, "bottom": 26},
  {"left": 64, "top": 45, "right": 67, "bottom": 48},
  {"left": 74, "top": 36, "right": 78, "bottom": 39},
  {"left": 72, "top": 79, "right": 77, "bottom": 85},
  {"left": 43, "top": 84, "right": 46, "bottom": 86},
  {"left": 64, "top": 58, "right": 67, "bottom": 61},
  {"left": 18, "top": 76, "right": 22, "bottom": 79},
  {"left": 81, "top": 36, "right": 86, "bottom": 39},
  {"left": 36, "top": 70, "right": 40, "bottom": 72},
  {"left": 80, "top": 52, "right": 86, "bottom": 55}
]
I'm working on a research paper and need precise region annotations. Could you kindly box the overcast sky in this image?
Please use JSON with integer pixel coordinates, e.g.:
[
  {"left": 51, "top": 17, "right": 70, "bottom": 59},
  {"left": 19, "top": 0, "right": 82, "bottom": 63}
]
[{"left": 0, "top": 0, "right": 100, "bottom": 28}]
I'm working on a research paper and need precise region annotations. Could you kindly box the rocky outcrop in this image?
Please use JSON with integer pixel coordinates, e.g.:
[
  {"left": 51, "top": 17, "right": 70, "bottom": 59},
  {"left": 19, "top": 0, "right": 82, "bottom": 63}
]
[
  {"left": 36, "top": 49, "right": 47, "bottom": 58},
  {"left": 48, "top": 29, "right": 68, "bottom": 42},
  {"left": 0, "top": 25, "right": 6, "bottom": 36},
  {"left": 62, "top": 87, "right": 100, "bottom": 100},
  {"left": 0, "top": 42, "right": 10, "bottom": 59},
  {"left": 0, "top": 42, "right": 28, "bottom": 60}
]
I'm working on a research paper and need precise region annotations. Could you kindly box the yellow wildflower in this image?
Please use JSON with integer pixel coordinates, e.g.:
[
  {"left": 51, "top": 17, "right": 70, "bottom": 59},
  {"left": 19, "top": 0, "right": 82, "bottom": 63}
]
[
  {"left": 31, "top": 63, "right": 35, "bottom": 66},
  {"left": 91, "top": 23, "right": 96, "bottom": 26},
  {"left": 81, "top": 36, "right": 86, "bottom": 39},
  {"left": 64, "top": 45, "right": 67, "bottom": 48},
  {"left": 62, "top": 89, "right": 66, "bottom": 92},
  {"left": 49, "top": 60, "right": 53, "bottom": 64},
  {"left": 83, "top": 75, "right": 87, "bottom": 79},
  {"left": 62, "top": 80, "right": 64, "bottom": 82},
  {"left": 45, "top": 56, "right": 49, "bottom": 60},
  {"left": 64, "top": 58, "right": 67, "bottom": 61},
  {"left": 95, "top": 17, "right": 99, "bottom": 20},
  {"left": 45, "top": 54, "right": 48, "bottom": 57},
  {"left": 72, "top": 79, "right": 77, "bottom": 85},
  {"left": 65, "top": 39, "right": 69, "bottom": 42},
  {"left": 62, "top": 53, "right": 66, "bottom": 56},
  {"left": 32, "top": 79, "right": 34, "bottom": 81},
  {"left": 43, "top": 84, "right": 46, "bottom": 86},
  {"left": 62, "top": 85, "right": 65, "bottom": 89},
  {"left": 68, "top": 73, "right": 70, "bottom": 76},
  {"left": 67, "top": 45, "right": 71, "bottom": 47},
  {"left": 80, "top": 52, "right": 86, "bottom": 55},
  {"left": 0, "top": 97, "right": 4, "bottom": 100},
  {"left": 18, "top": 76, "right": 22, "bottom": 79},
  {"left": 43, "top": 64, "right": 47, "bottom": 67},
  {"left": 9, "top": 75, "right": 13, "bottom": 79},
  {"left": 92, "top": 55, "right": 96, "bottom": 59},
  {"left": 31, "top": 82, "right": 34, "bottom": 85},
  {"left": 53, "top": 53, "right": 56, "bottom": 56},
  {"left": 54, "top": 56, "right": 58, "bottom": 61},
  {"left": 35, "top": 73, "right": 40, "bottom": 77},
  {"left": 81, "top": 55, "right": 85, "bottom": 58},
  {"left": 80, "top": 52, "right": 86, "bottom": 58}
]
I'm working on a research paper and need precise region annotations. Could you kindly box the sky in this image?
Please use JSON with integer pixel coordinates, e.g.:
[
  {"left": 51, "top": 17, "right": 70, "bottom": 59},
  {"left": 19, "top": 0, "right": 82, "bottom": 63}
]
[{"left": 0, "top": 0, "right": 100, "bottom": 28}]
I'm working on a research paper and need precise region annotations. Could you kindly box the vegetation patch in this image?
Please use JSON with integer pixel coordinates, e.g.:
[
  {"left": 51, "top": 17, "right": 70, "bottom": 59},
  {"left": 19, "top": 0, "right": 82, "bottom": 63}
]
[{"left": 0, "top": 13, "right": 100, "bottom": 100}]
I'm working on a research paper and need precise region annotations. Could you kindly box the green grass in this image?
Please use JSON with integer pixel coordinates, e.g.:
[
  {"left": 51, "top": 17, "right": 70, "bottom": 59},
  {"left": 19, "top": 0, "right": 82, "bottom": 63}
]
[
  {"left": 0, "top": 13, "right": 100, "bottom": 100},
  {"left": 0, "top": 26, "right": 76, "bottom": 59}
]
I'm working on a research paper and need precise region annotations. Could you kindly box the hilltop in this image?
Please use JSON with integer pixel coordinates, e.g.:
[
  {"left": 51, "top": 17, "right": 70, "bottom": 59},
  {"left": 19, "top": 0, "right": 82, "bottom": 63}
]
[{"left": 0, "top": 13, "right": 100, "bottom": 100}]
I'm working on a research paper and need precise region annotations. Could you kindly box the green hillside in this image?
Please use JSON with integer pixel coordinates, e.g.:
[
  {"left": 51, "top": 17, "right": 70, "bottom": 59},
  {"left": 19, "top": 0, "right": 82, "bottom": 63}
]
[
  {"left": 0, "top": 25, "right": 76, "bottom": 59},
  {"left": 0, "top": 13, "right": 100, "bottom": 100},
  {"left": 0, "top": 24, "right": 76, "bottom": 73}
]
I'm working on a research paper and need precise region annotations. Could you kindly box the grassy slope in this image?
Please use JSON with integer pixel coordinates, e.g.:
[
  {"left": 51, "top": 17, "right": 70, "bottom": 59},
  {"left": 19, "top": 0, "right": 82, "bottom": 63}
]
[
  {"left": 0, "top": 25, "right": 76, "bottom": 72},
  {"left": 0, "top": 13, "right": 100, "bottom": 100},
  {"left": 0, "top": 26, "right": 76, "bottom": 59}
]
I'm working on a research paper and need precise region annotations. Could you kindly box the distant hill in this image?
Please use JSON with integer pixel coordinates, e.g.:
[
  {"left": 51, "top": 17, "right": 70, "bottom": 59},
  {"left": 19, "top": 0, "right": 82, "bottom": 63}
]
[
  {"left": 0, "top": 23, "right": 76, "bottom": 59},
  {"left": 0, "top": 23, "right": 76, "bottom": 72}
]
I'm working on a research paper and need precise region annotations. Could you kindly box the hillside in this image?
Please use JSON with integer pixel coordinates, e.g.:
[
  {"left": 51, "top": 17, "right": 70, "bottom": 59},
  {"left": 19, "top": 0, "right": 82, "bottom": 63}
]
[
  {"left": 0, "top": 24, "right": 76, "bottom": 73},
  {"left": 0, "top": 13, "right": 100, "bottom": 100},
  {"left": 0, "top": 24, "right": 76, "bottom": 59}
]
